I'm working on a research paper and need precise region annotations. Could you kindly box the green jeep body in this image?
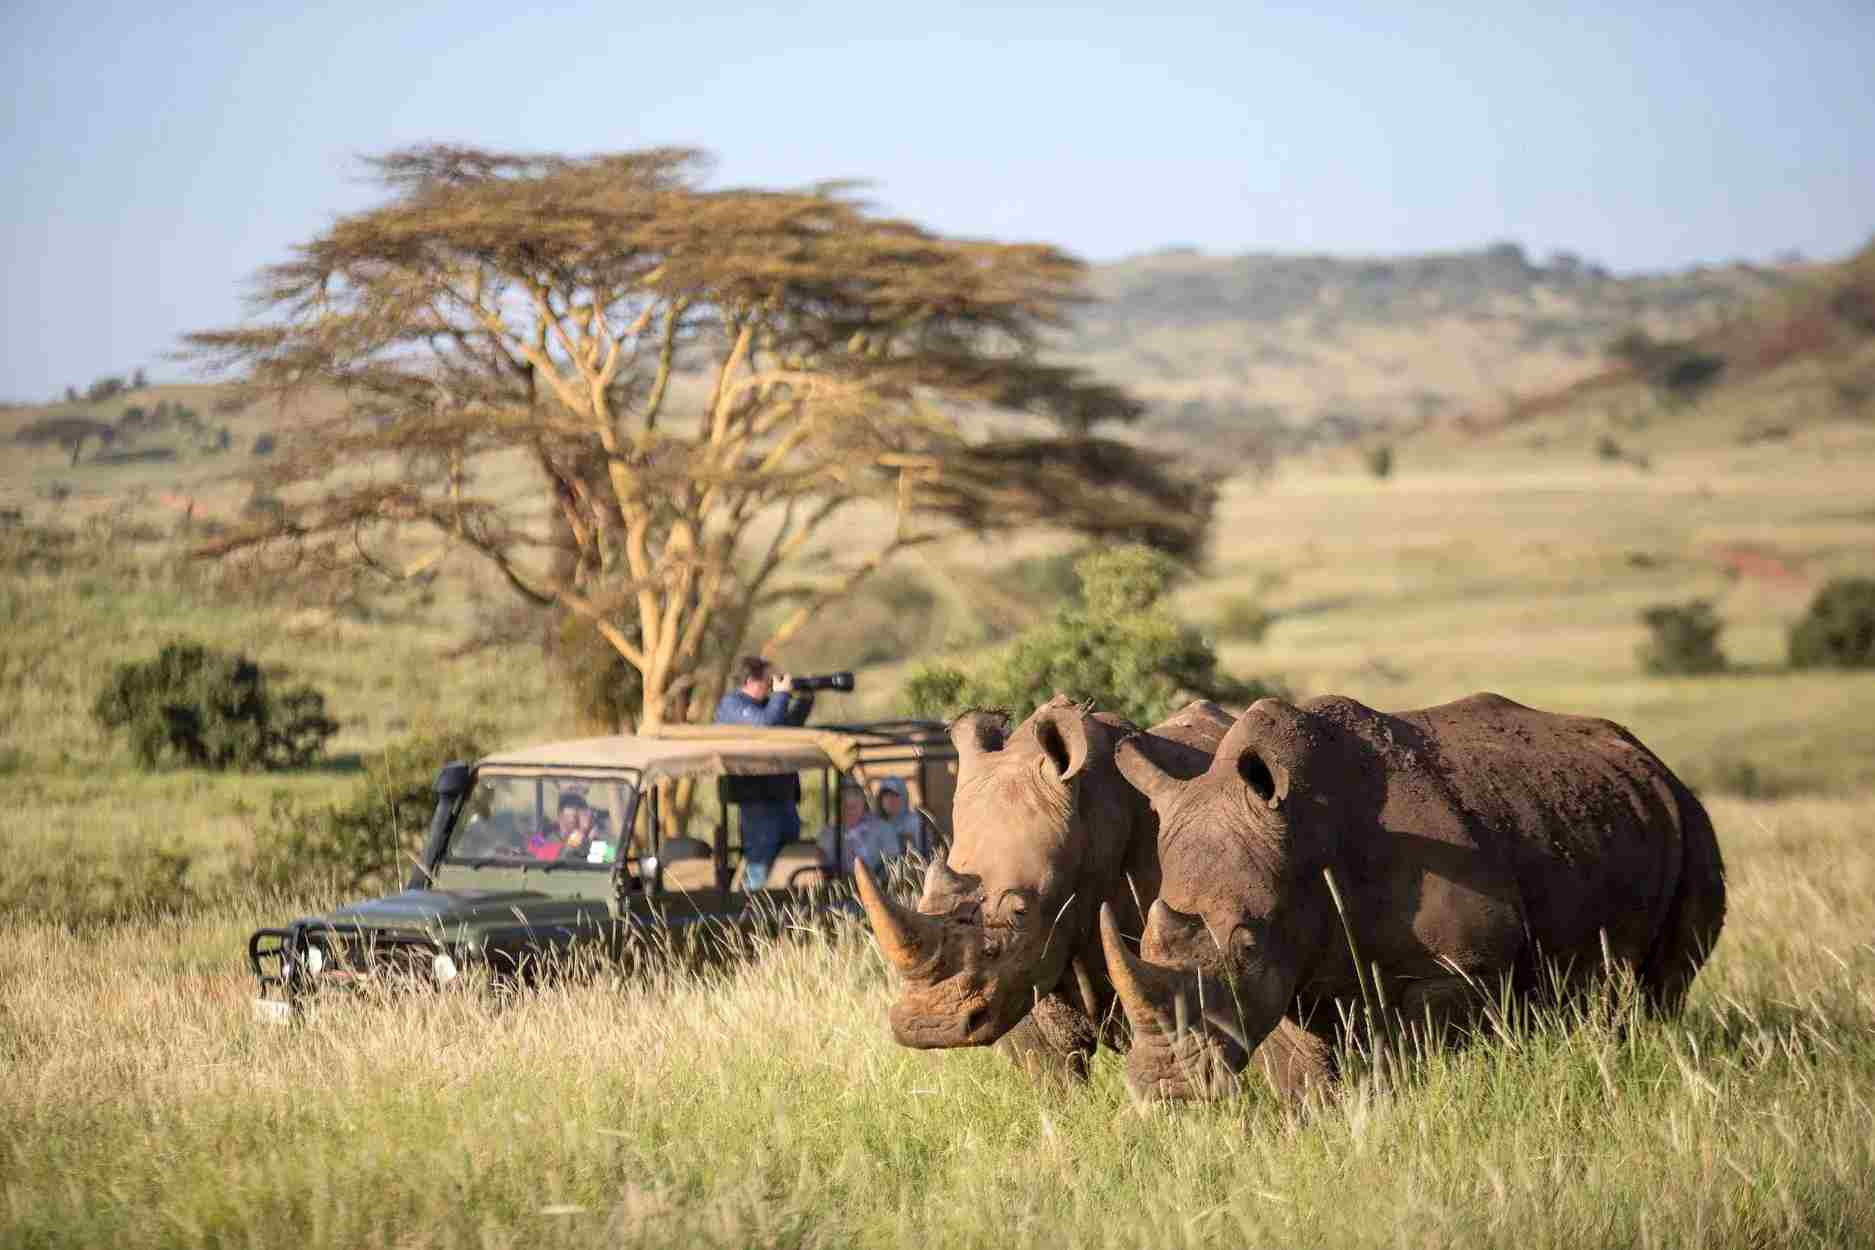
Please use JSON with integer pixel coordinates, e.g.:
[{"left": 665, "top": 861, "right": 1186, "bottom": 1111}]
[{"left": 248, "top": 722, "right": 955, "bottom": 1017}]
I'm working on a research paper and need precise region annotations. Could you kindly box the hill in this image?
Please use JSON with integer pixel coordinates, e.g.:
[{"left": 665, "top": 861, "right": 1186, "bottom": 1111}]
[
  {"left": 3, "top": 240, "right": 1809, "bottom": 479},
  {"left": 1056, "top": 240, "right": 1799, "bottom": 455},
  {"left": 1170, "top": 238, "right": 1875, "bottom": 795}
]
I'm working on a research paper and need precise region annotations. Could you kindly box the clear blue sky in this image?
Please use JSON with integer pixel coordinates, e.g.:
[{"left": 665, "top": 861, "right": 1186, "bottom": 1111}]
[{"left": 4, "top": 0, "right": 1871, "bottom": 401}]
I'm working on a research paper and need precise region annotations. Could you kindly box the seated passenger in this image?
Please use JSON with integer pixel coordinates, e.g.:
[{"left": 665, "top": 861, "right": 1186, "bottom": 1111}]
[
  {"left": 816, "top": 783, "right": 903, "bottom": 881},
  {"left": 569, "top": 802, "right": 619, "bottom": 863},
  {"left": 527, "top": 793, "right": 586, "bottom": 861},
  {"left": 873, "top": 777, "right": 923, "bottom": 853}
]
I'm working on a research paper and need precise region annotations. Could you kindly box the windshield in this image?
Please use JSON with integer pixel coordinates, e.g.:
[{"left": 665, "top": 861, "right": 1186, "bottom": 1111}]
[{"left": 444, "top": 773, "right": 640, "bottom": 869}]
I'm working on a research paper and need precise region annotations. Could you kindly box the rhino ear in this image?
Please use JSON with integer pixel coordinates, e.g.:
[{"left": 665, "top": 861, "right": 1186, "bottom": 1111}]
[
  {"left": 1210, "top": 700, "right": 1299, "bottom": 810},
  {"left": 1031, "top": 703, "right": 1091, "bottom": 782},
  {"left": 949, "top": 709, "right": 1008, "bottom": 761},
  {"left": 1115, "top": 734, "right": 1185, "bottom": 806}
]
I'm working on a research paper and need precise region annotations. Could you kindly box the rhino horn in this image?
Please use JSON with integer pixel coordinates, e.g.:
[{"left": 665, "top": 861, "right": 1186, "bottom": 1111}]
[
  {"left": 1114, "top": 734, "right": 1184, "bottom": 806},
  {"left": 855, "top": 859, "right": 947, "bottom": 976},
  {"left": 1099, "top": 901, "right": 1191, "bottom": 1039}
]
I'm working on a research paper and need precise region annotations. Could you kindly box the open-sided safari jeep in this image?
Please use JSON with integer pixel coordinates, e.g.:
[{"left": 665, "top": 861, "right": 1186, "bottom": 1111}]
[{"left": 247, "top": 721, "right": 955, "bottom": 1021}]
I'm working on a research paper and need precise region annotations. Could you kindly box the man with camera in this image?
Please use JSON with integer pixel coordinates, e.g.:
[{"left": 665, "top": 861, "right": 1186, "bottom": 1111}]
[{"left": 713, "top": 656, "right": 848, "bottom": 889}]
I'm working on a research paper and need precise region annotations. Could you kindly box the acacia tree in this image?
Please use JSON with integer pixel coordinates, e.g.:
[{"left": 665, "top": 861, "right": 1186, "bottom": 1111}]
[
  {"left": 187, "top": 146, "right": 1210, "bottom": 729},
  {"left": 17, "top": 415, "right": 116, "bottom": 466}
]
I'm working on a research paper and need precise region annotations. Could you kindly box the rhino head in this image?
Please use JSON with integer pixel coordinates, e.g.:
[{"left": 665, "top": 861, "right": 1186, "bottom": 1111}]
[
  {"left": 856, "top": 695, "right": 1140, "bottom": 1048},
  {"left": 1102, "top": 697, "right": 1344, "bottom": 1100}
]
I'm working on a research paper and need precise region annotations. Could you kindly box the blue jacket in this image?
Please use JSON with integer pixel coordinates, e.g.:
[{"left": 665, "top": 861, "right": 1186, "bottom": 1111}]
[
  {"left": 713, "top": 687, "right": 815, "bottom": 805},
  {"left": 713, "top": 689, "right": 814, "bottom": 728}
]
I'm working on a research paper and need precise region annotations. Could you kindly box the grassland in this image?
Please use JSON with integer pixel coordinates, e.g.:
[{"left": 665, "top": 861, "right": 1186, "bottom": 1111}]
[
  {"left": 3, "top": 794, "right": 1873, "bottom": 1249},
  {"left": 5, "top": 275, "right": 1875, "bottom": 1245}
]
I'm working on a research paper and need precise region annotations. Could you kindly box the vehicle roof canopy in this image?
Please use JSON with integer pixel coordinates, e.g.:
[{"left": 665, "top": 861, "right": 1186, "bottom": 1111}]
[{"left": 475, "top": 722, "right": 951, "bottom": 783}]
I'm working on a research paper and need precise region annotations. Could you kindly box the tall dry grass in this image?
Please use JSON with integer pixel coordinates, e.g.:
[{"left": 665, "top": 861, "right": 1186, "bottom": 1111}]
[{"left": 3, "top": 795, "right": 1872, "bottom": 1248}]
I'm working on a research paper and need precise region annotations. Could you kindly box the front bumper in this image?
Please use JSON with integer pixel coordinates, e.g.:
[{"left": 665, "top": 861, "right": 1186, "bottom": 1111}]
[{"left": 248, "top": 920, "right": 457, "bottom": 1020}]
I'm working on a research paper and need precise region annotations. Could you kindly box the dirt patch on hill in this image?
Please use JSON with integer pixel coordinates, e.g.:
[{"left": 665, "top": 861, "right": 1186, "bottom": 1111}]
[{"left": 1711, "top": 542, "right": 1807, "bottom": 586}]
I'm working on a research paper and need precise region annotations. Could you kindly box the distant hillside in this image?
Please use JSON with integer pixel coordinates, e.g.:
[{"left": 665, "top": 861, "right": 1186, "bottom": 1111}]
[
  {"left": 1350, "top": 236, "right": 1875, "bottom": 499},
  {"left": 4, "top": 240, "right": 1846, "bottom": 515},
  {"left": 1062, "top": 241, "right": 1800, "bottom": 453},
  {"left": 1457, "top": 236, "right": 1875, "bottom": 439}
]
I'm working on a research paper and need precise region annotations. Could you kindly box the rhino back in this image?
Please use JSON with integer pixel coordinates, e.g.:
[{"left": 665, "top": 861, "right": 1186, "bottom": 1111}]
[
  {"left": 1148, "top": 699, "right": 1234, "bottom": 757},
  {"left": 1343, "top": 691, "right": 1693, "bottom": 979}
]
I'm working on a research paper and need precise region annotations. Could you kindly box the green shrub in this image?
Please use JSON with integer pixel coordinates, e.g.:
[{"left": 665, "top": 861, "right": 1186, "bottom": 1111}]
[
  {"left": 1637, "top": 600, "right": 1728, "bottom": 675},
  {"left": 242, "top": 493, "right": 285, "bottom": 521},
  {"left": 902, "top": 544, "right": 1281, "bottom": 725},
  {"left": 1788, "top": 577, "right": 1875, "bottom": 669},
  {"left": 1364, "top": 444, "right": 1394, "bottom": 480},
  {"left": 0, "top": 841, "right": 199, "bottom": 927},
  {"left": 250, "top": 725, "right": 493, "bottom": 893},
  {"left": 91, "top": 640, "right": 339, "bottom": 770},
  {"left": 1076, "top": 544, "right": 1180, "bottom": 617},
  {"left": 1605, "top": 329, "right": 1726, "bottom": 404},
  {"left": 1214, "top": 594, "right": 1275, "bottom": 642},
  {"left": 1698, "top": 758, "right": 1796, "bottom": 801}
]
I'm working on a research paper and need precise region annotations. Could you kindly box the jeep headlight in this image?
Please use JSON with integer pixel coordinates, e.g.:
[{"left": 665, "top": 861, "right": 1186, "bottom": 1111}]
[
  {"left": 304, "top": 944, "right": 326, "bottom": 975},
  {"left": 432, "top": 952, "right": 459, "bottom": 984}
]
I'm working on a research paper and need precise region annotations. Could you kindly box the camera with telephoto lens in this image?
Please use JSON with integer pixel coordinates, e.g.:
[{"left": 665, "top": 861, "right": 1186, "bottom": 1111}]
[{"left": 789, "top": 671, "right": 855, "bottom": 693}]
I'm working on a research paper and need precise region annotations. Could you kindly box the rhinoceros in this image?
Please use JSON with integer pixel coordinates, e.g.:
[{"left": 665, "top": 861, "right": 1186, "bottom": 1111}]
[
  {"left": 854, "top": 695, "right": 1235, "bottom": 1079},
  {"left": 1099, "top": 692, "right": 1727, "bottom": 1102}
]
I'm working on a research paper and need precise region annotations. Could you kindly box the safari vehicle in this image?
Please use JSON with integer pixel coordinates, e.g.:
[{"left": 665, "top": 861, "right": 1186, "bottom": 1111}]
[{"left": 247, "top": 721, "right": 956, "bottom": 1021}]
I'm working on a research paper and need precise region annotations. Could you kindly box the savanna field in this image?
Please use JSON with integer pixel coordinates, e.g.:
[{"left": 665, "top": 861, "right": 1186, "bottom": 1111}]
[{"left": 5, "top": 331, "right": 1875, "bottom": 1247}]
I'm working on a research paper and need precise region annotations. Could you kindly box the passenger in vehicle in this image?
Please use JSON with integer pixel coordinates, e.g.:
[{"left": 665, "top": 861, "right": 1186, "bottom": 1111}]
[
  {"left": 568, "top": 801, "right": 619, "bottom": 863},
  {"left": 873, "top": 777, "right": 923, "bottom": 855},
  {"left": 528, "top": 793, "right": 586, "bottom": 861},
  {"left": 817, "top": 782, "right": 902, "bottom": 881}
]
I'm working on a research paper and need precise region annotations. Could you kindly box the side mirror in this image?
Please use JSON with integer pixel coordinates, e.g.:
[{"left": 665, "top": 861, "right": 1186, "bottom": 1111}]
[
  {"left": 637, "top": 855, "right": 659, "bottom": 879},
  {"left": 433, "top": 761, "right": 473, "bottom": 798}
]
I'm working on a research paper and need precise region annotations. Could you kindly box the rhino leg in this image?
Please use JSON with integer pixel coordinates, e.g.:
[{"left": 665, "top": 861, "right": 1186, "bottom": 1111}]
[
  {"left": 1255, "top": 1018, "right": 1338, "bottom": 1103},
  {"left": 995, "top": 990, "right": 1099, "bottom": 1083}
]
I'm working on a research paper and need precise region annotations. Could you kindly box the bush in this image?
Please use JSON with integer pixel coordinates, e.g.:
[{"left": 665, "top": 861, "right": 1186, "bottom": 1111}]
[
  {"left": 1788, "top": 577, "right": 1875, "bottom": 669},
  {"left": 250, "top": 725, "right": 492, "bottom": 893},
  {"left": 1637, "top": 600, "right": 1727, "bottom": 675},
  {"left": 242, "top": 493, "right": 285, "bottom": 521},
  {"left": 1364, "top": 444, "right": 1394, "bottom": 480},
  {"left": 83, "top": 375, "right": 127, "bottom": 403},
  {"left": 1003, "top": 548, "right": 1089, "bottom": 606},
  {"left": 91, "top": 640, "right": 339, "bottom": 770},
  {"left": 1076, "top": 544, "right": 1179, "bottom": 618},
  {"left": 0, "top": 840, "right": 200, "bottom": 927},
  {"left": 1605, "top": 329, "right": 1726, "bottom": 404},
  {"left": 1214, "top": 594, "right": 1275, "bottom": 642},
  {"left": 1698, "top": 758, "right": 1796, "bottom": 801},
  {"left": 902, "top": 544, "right": 1281, "bottom": 725}
]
